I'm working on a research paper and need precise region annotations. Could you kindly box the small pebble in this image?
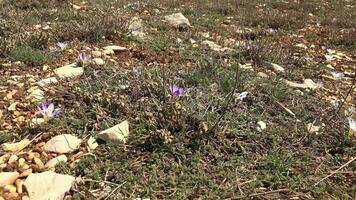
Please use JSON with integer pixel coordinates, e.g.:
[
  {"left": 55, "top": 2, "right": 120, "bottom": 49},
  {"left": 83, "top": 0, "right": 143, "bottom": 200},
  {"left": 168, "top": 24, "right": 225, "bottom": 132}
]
[
  {"left": 33, "top": 158, "right": 44, "bottom": 170},
  {"left": 19, "top": 169, "right": 32, "bottom": 177},
  {"left": 15, "top": 179, "right": 24, "bottom": 194},
  {"left": 18, "top": 158, "right": 26, "bottom": 168},
  {"left": 8, "top": 155, "right": 18, "bottom": 164},
  {"left": 4, "top": 184, "right": 17, "bottom": 193}
]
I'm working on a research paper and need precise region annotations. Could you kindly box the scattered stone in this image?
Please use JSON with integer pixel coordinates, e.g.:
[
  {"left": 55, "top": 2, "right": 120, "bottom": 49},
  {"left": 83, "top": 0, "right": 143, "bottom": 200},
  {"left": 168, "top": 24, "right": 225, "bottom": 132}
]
[
  {"left": 93, "top": 58, "right": 105, "bottom": 65},
  {"left": 304, "top": 79, "right": 322, "bottom": 90},
  {"left": 103, "top": 45, "right": 127, "bottom": 52},
  {"left": 24, "top": 171, "right": 75, "bottom": 200},
  {"left": 36, "top": 77, "right": 58, "bottom": 87},
  {"left": 33, "top": 158, "right": 44, "bottom": 170},
  {"left": 8, "top": 155, "right": 18, "bottom": 164},
  {"left": 2, "top": 139, "right": 30, "bottom": 152},
  {"left": 45, "top": 155, "right": 68, "bottom": 169},
  {"left": 257, "top": 72, "right": 269, "bottom": 78},
  {"left": 0, "top": 154, "right": 9, "bottom": 164},
  {"left": 8, "top": 102, "right": 19, "bottom": 111},
  {"left": 128, "top": 17, "right": 145, "bottom": 37},
  {"left": 296, "top": 43, "right": 307, "bottom": 49},
  {"left": 44, "top": 134, "right": 82, "bottom": 154},
  {"left": 18, "top": 158, "right": 26, "bottom": 168},
  {"left": 98, "top": 120, "right": 130, "bottom": 143},
  {"left": 3, "top": 184, "right": 17, "bottom": 193},
  {"left": 201, "top": 40, "right": 233, "bottom": 53},
  {"left": 28, "top": 88, "right": 45, "bottom": 102},
  {"left": 256, "top": 121, "right": 267, "bottom": 132},
  {"left": 87, "top": 136, "right": 98, "bottom": 151},
  {"left": 30, "top": 118, "right": 45, "bottom": 127},
  {"left": 19, "top": 169, "right": 32, "bottom": 178},
  {"left": 54, "top": 63, "right": 84, "bottom": 79},
  {"left": 307, "top": 123, "right": 320, "bottom": 134},
  {"left": 263, "top": 61, "right": 285, "bottom": 73},
  {"left": 103, "top": 49, "right": 115, "bottom": 55},
  {"left": 22, "top": 196, "right": 30, "bottom": 200},
  {"left": 91, "top": 50, "right": 102, "bottom": 58},
  {"left": 284, "top": 80, "right": 308, "bottom": 89},
  {"left": 15, "top": 179, "right": 24, "bottom": 194},
  {"left": 164, "top": 13, "right": 191, "bottom": 30},
  {"left": 239, "top": 63, "right": 253, "bottom": 71},
  {"left": 0, "top": 172, "right": 19, "bottom": 187}
]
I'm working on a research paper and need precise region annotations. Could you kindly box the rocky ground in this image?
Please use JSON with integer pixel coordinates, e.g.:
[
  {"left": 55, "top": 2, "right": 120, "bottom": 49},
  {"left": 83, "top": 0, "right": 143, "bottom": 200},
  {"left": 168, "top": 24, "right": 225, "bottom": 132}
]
[{"left": 0, "top": 0, "right": 355, "bottom": 199}]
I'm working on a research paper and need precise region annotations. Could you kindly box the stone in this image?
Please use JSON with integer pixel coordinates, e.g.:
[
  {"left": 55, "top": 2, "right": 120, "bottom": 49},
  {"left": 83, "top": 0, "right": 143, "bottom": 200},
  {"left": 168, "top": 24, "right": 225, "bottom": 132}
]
[
  {"left": 0, "top": 172, "right": 19, "bottom": 187},
  {"left": 8, "top": 102, "right": 19, "bottom": 111},
  {"left": 256, "top": 121, "right": 266, "bottom": 132},
  {"left": 304, "top": 79, "right": 322, "bottom": 90},
  {"left": 54, "top": 63, "right": 84, "bottom": 79},
  {"left": 3, "top": 185, "right": 17, "bottom": 193},
  {"left": 103, "top": 49, "right": 115, "bottom": 55},
  {"left": 284, "top": 80, "right": 308, "bottom": 89},
  {"left": 2, "top": 139, "right": 30, "bottom": 152},
  {"left": 87, "top": 136, "right": 98, "bottom": 151},
  {"left": 128, "top": 17, "right": 144, "bottom": 33},
  {"left": 24, "top": 171, "right": 75, "bottom": 200},
  {"left": 33, "top": 158, "right": 44, "bottom": 170},
  {"left": 36, "top": 77, "right": 58, "bottom": 87},
  {"left": 8, "top": 155, "right": 18, "bottom": 164},
  {"left": 19, "top": 169, "right": 32, "bottom": 178},
  {"left": 45, "top": 155, "right": 68, "bottom": 168},
  {"left": 15, "top": 179, "right": 24, "bottom": 193},
  {"left": 28, "top": 89, "right": 44, "bottom": 102},
  {"left": 307, "top": 123, "right": 320, "bottom": 134},
  {"left": 44, "top": 134, "right": 82, "bottom": 154},
  {"left": 201, "top": 40, "right": 233, "bottom": 53},
  {"left": 98, "top": 120, "right": 129, "bottom": 143},
  {"left": 93, "top": 58, "right": 105, "bottom": 65},
  {"left": 164, "top": 13, "right": 191, "bottom": 30},
  {"left": 91, "top": 50, "right": 102, "bottom": 58},
  {"left": 263, "top": 61, "right": 285, "bottom": 73},
  {"left": 103, "top": 45, "right": 127, "bottom": 52},
  {"left": 30, "top": 118, "right": 45, "bottom": 127}
]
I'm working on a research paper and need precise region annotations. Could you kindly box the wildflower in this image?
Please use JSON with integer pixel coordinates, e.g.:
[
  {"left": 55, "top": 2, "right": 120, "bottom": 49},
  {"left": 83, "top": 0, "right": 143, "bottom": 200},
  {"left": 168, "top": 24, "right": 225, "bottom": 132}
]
[
  {"left": 348, "top": 117, "right": 356, "bottom": 137},
  {"left": 37, "top": 102, "right": 62, "bottom": 123},
  {"left": 57, "top": 42, "right": 68, "bottom": 51},
  {"left": 78, "top": 52, "right": 92, "bottom": 66},
  {"left": 169, "top": 84, "right": 184, "bottom": 97},
  {"left": 330, "top": 71, "right": 344, "bottom": 79}
]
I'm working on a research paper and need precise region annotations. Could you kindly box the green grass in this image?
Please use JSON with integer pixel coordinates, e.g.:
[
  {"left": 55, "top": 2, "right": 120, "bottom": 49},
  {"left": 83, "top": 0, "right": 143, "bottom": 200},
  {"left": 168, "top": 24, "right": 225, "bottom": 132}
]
[{"left": 8, "top": 45, "right": 52, "bottom": 65}]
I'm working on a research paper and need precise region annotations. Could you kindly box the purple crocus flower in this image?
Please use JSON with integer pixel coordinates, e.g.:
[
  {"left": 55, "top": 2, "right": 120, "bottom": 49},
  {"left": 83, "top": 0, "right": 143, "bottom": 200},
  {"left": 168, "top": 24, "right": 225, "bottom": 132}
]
[
  {"left": 57, "top": 42, "right": 68, "bottom": 51},
  {"left": 330, "top": 71, "right": 344, "bottom": 79},
  {"left": 37, "top": 102, "right": 62, "bottom": 122},
  {"left": 169, "top": 84, "right": 184, "bottom": 97},
  {"left": 78, "top": 52, "right": 92, "bottom": 66}
]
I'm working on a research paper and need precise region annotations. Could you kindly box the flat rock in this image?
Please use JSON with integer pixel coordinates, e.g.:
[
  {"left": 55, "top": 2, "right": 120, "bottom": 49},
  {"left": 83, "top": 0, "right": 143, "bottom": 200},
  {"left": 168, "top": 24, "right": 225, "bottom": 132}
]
[
  {"left": 54, "top": 63, "right": 83, "bottom": 79},
  {"left": 28, "top": 89, "right": 44, "bottom": 102},
  {"left": 44, "top": 134, "right": 82, "bottom": 154},
  {"left": 164, "top": 13, "right": 191, "bottom": 29},
  {"left": 45, "top": 155, "right": 68, "bottom": 168},
  {"left": 201, "top": 40, "right": 233, "bottom": 53},
  {"left": 0, "top": 172, "right": 19, "bottom": 187},
  {"left": 36, "top": 77, "right": 58, "bottom": 87},
  {"left": 24, "top": 171, "right": 75, "bottom": 200},
  {"left": 93, "top": 58, "right": 105, "bottom": 65},
  {"left": 263, "top": 61, "right": 285, "bottom": 72},
  {"left": 103, "top": 45, "right": 127, "bottom": 52},
  {"left": 2, "top": 139, "right": 30, "bottom": 152},
  {"left": 98, "top": 120, "right": 129, "bottom": 143},
  {"left": 87, "top": 136, "right": 98, "bottom": 151},
  {"left": 284, "top": 80, "right": 308, "bottom": 89}
]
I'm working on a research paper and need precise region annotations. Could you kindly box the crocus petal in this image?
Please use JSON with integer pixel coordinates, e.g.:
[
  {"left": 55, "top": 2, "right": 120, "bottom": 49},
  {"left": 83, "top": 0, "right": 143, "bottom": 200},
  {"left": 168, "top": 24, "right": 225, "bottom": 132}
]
[
  {"left": 79, "top": 53, "right": 84, "bottom": 61},
  {"left": 169, "top": 84, "right": 178, "bottom": 94},
  {"left": 52, "top": 109, "right": 62, "bottom": 117},
  {"left": 38, "top": 102, "right": 47, "bottom": 117},
  {"left": 47, "top": 103, "right": 54, "bottom": 114},
  {"left": 331, "top": 72, "right": 344, "bottom": 79},
  {"left": 178, "top": 87, "right": 184, "bottom": 96}
]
